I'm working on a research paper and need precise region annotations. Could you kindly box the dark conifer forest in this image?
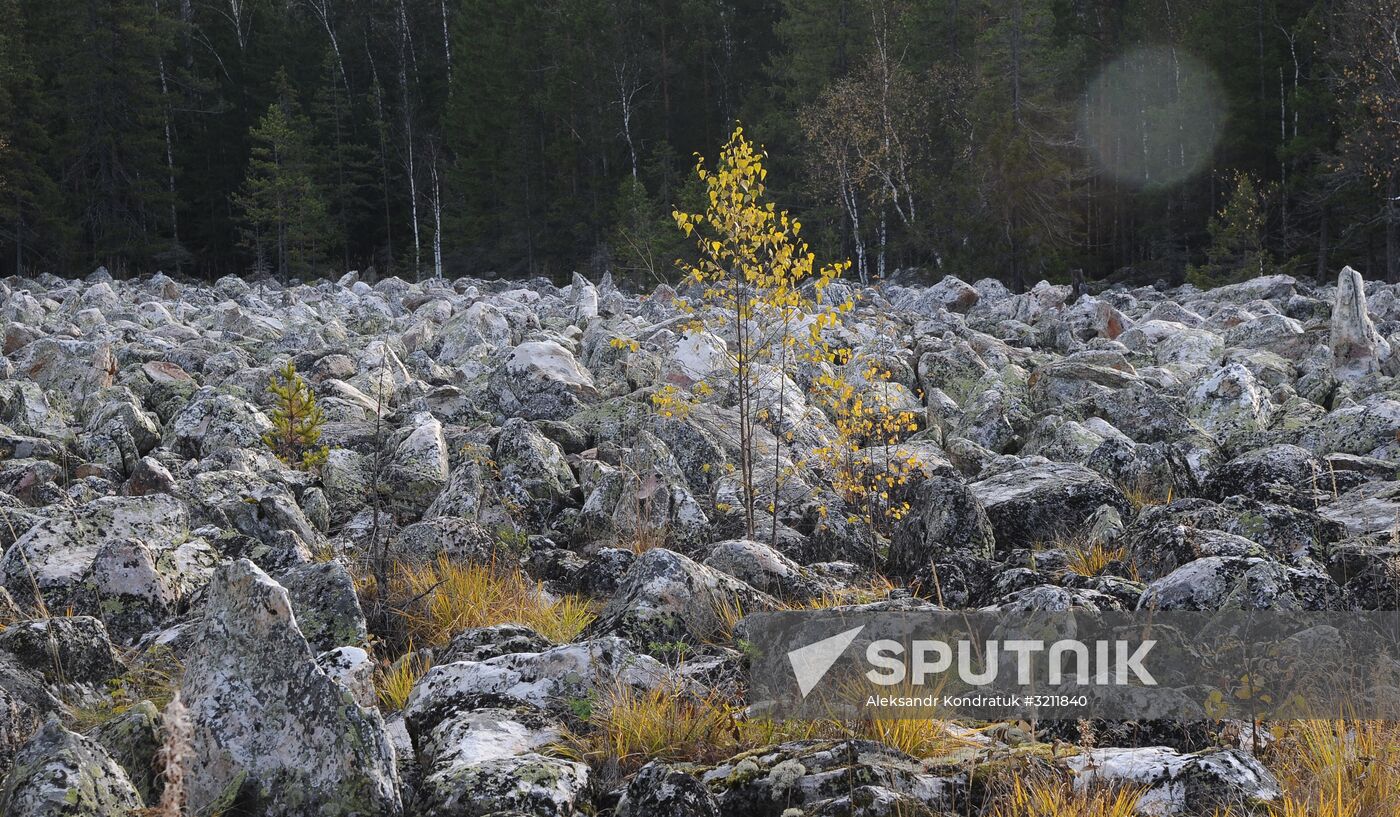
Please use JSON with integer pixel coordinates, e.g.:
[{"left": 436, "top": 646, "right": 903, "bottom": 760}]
[{"left": 1, "top": 0, "right": 1398, "bottom": 289}]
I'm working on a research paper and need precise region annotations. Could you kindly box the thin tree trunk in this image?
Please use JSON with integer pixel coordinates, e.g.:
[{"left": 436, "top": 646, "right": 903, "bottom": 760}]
[
  {"left": 398, "top": 0, "right": 421, "bottom": 279},
  {"left": 1387, "top": 172, "right": 1399, "bottom": 284},
  {"left": 154, "top": 1, "right": 180, "bottom": 270},
  {"left": 430, "top": 146, "right": 443, "bottom": 279},
  {"left": 439, "top": 0, "right": 452, "bottom": 89},
  {"left": 1316, "top": 204, "right": 1329, "bottom": 285}
]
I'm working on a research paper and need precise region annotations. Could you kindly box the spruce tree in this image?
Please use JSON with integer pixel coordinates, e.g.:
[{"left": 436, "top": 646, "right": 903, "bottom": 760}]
[
  {"left": 0, "top": 0, "right": 67, "bottom": 274},
  {"left": 235, "top": 72, "right": 333, "bottom": 279}
]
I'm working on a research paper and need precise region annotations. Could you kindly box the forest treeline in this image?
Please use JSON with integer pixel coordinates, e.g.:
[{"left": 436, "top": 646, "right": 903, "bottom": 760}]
[{"left": 1, "top": 0, "right": 1398, "bottom": 288}]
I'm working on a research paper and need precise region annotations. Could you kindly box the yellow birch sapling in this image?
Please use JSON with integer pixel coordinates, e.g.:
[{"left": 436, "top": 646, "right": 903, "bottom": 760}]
[{"left": 667, "top": 124, "right": 852, "bottom": 538}]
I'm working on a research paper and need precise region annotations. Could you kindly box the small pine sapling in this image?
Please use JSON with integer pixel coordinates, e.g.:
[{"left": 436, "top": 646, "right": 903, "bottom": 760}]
[{"left": 262, "top": 359, "right": 329, "bottom": 469}]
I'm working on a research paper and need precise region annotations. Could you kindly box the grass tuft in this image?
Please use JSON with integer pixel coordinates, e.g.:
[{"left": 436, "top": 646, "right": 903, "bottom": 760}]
[
  {"left": 1064, "top": 542, "right": 1131, "bottom": 578},
  {"left": 374, "top": 649, "right": 432, "bottom": 712},
  {"left": 69, "top": 645, "right": 183, "bottom": 731},
  {"left": 554, "top": 680, "right": 745, "bottom": 774},
  {"left": 364, "top": 556, "right": 595, "bottom": 650},
  {"left": 989, "top": 775, "right": 1144, "bottom": 817},
  {"left": 1265, "top": 719, "right": 1400, "bottom": 817}
]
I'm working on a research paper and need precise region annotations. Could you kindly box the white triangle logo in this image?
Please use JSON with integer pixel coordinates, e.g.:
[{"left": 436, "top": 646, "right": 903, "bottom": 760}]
[{"left": 787, "top": 625, "right": 865, "bottom": 698}]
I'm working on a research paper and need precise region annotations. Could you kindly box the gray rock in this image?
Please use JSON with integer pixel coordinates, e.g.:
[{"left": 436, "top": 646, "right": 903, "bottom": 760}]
[
  {"left": 492, "top": 340, "right": 599, "bottom": 420},
  {"left": 887, "top": 477, "right": 996, "bottom": 576},
  {"left": 1138, "top": 556, "right": 1337, "bottom": 611},
  {"left": 584, "top": 548, "right": 779, "bottom": 644},
  {"left": 1064, "top": 746, "right": 1281, "bottom": 815},
  {"left": 1320, "top": 480, "right": 1400, "bottom": 537},
  {"left": 89, "top": 701, "right": 162, "bottom": 805},
  {"left": 438, "top": 624, "right": 555, "bottom": 664},
  {"left": 496, "top": 416, "right": 579, "bottom": 526},
  {"left": 700, "top": 740, "right": 963, "bottom": 817},
  {"left": 0, "top": 720, "right": 143, "bottom": 816},
  {"left": 969, "top": 461, "right": 1131, "bottom": 552},
  {"left": 0, "top": 653, "right": 62, "bottom": 780},
  {"left": 405, "top": 638, "right": 670, "bottom": 728},
  {"left": 279, "top": 560, "right": 368, "bottom": 652},
  {"left": 0, "top": 495, "right": 210, "bottom": 627},
  {"left": 616, "top": 761, "right": 719, "bottom": 817},
  {"left": 378, "top": 411, "right": 450, "bottom": 517},
  {"left": 180, "top": 560, "right": 401, "bottom": 816},
  {"left": 703, "top": 539, "right": 831, "bottom": 602},
  {"left": 1331, "top": 266, "right": 1393, "bottom": 382},
  {"left": 167, "top": 387, "right": 273, "bottom": 459},
  {"left": 1202, "top": 444, "right": 1323, "bottom": 505},
  {"left": 0, "top": 617, "right": 125, "bottom": 687},
  {"left": 1189, "top": 363, "right": 1273, "bottom": 439}
]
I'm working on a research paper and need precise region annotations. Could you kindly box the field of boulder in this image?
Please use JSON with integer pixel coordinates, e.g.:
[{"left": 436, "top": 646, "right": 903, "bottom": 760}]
[{"left": 0, "top": 264, "right": 1396, "bottom": 816}]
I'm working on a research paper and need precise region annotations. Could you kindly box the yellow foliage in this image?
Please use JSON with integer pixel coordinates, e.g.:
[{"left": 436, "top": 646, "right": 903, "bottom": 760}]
[
  {"left": 373, "top": 557, "right": 595, "bottom": 647},
  {"left": 812, "top": 365, "right": 921, "bottom": 538},
  {"left": 671, "top": 124, "right": 853, "bottom": 538},
  {"left": 262, "top": 359, "right": 329, "bottom": 470}
]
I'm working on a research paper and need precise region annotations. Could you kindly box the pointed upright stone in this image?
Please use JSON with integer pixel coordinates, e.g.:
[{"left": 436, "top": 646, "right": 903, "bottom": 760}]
[
  {"left": 180, "top": 559, "right": 402, "bottom": 816},
  {"left": 1331, "top": 266, "right": 1393, "bottom": 382}
]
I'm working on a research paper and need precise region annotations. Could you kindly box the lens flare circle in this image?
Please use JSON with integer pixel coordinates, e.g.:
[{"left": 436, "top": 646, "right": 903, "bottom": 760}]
[{"left": 1080, "top": 45, "right": 1224, "bottom": 188}]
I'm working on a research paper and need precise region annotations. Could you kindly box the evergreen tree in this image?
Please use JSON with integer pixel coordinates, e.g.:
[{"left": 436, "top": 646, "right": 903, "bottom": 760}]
[
  {"left": 1189, "top": 170, "right": 1276, "bottom": 287},
  {"left": 36, "top": 0, "right": 178, "bottom": 270},
  {"left": 235, "top": 73, "right": 333, "bottom": 279},
  {"left": 0, "top": 0, "right": 67, "bottom": 274}
]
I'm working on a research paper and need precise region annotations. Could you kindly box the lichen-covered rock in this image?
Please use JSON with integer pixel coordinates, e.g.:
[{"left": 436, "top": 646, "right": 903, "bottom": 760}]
[
  {"left": 278, "top": 560, "right": 368, "bottom": 652},
  {"left": 0, "top": 653, "right": 62, "bottom": 781},
  {"left": 616, "top": 761, "right": 720, "bottom": 817},
  {"left": 405, "top": 638, "right": 670, "bottom": 730},
  {"left": 888, "top": 477, "right": 996, "bottom": 576},
  {"left": 89, "top": 701, "right": 162, "bottom": 805},
  {"left": 969, "top": 460, "right": 1131, "bottom": 552},
  {"left": 1202, "top": 444, "right": 1322, "bottom": 505},
  {"left": 1330, "top": 266, "right": 1393, "bottom": 382},
  {"left": 378, "top": 411, "right": 450, "bottom": 516},
  {"left": 1137, "top": 556, "right": 1338, "bottom": 611},
  {"left": 496, "top": 416, "right": 579, "bottom": 526},
  {"left": 0, "top": 719, "right": 143, "bottom": 817},
  {"left": 180, "top": 559, "right": 401, "bottom": 816},
  {"left": 1064, "top": 746, "right": 1281, "bottom": 815},
  {"left": 438, "top": 624, "right": 555, "bottom": 664},
  {"left": 584, "top": 548, "right": 780, "bottom": 644},
  {"left": 393, "top": 517, "right": 498, "bottom": 564},
  {"left": 0, "top": 616, "right": 125, "bottom": 687},
  {"left": 700, "top": 740, "right": 964, "bottom": 817},
  {"left": 166, "top": 387, "right": 273, "bottom": 459},
  {"left": 703, "top": 539, "right": 831, "bottom": 602},
  {"left": 492, "top": 340, "right": 599, "bottom": 420},
  {"left": 1189, "top": 363, "right": 1273, "bottom": 439},
  {"left": 1319, "top": 480, "right": 1400, "bottom": 537},
  {"left": 0, "top": 494, "right": 208, "bottom": 625},
  {"left": 421, "top": 751, "right": 589, "bottom": 817}
]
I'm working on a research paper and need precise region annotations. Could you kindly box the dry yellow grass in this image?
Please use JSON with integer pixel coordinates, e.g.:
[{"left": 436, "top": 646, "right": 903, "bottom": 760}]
[
  {"left": 795, "top": 574, "right": 896, "bottom": 609},
  {"left": 374, "top": 649, "right": 432, "bottom": 712},
  {"left": 989, "top": 775, "right": 1145, "bottom": 817},
  {"left": 1265, "top": 719, "right": 1400, "bottom": 817},
  {"left": 1119, "top": 480, "right": 1173, "bottom": 511},
  {"left": 1064, "top": 542, "right": 1131, "bottom": 578},
  {"left": 375, "top": 556, "right": 595, "bottom": 647},
  {"left": 555, "top": 680, "right": 746, "bottom": 773},
  {"left": 554, "top": 678, "right": 957, "bottom": 776}
]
